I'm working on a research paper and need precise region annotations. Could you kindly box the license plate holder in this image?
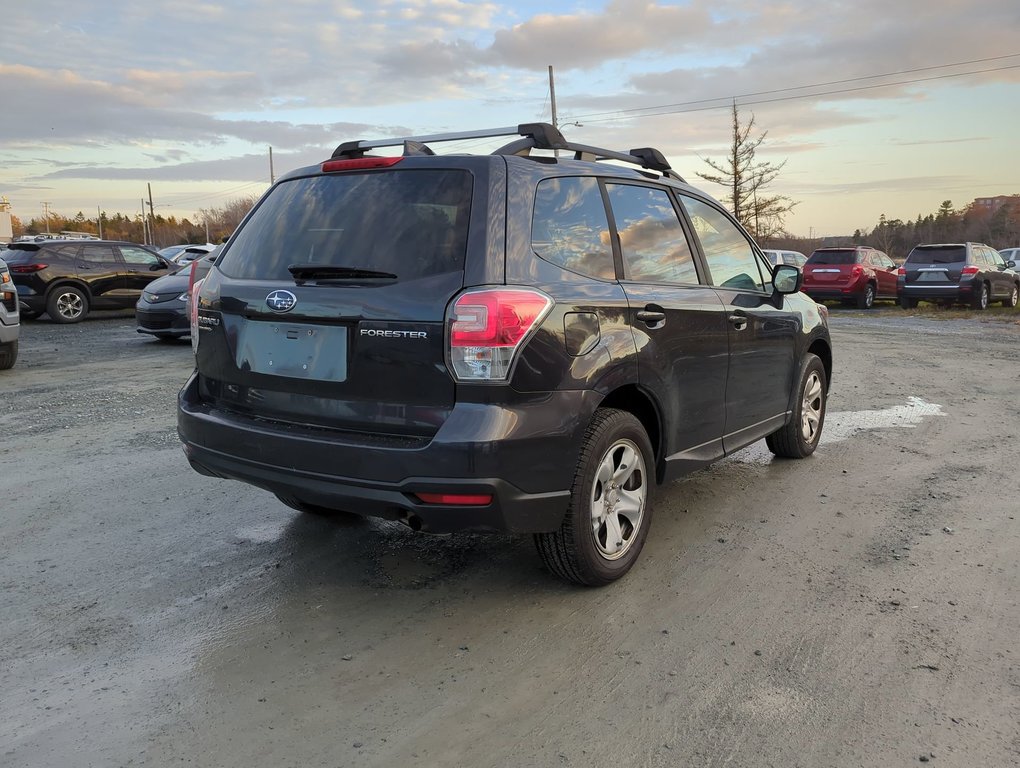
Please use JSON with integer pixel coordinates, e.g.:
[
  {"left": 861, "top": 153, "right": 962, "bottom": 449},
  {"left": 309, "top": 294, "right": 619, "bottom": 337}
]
[{"left": 236, "top": 321, "right": 347, "bottom": 381}]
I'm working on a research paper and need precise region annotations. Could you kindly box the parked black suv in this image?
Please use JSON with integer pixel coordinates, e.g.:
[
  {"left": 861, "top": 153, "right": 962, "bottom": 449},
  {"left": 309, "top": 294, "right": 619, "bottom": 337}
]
[
  {"left": 898, "top": 243, "right": 1019, "bottom": 309},
  {"left": 2, "top": 239, "right": 171, "bottom": 323},
  {"left": 178, "top": 123, "right": 833, "bottom": 585}
]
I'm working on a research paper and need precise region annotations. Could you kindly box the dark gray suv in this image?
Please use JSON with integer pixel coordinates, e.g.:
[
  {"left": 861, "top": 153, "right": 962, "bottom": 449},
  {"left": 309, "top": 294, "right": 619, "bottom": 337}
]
[
  {"left": 898, "top": 242, "right": 1019, "bottom": 309},
  {"left": 178, "top": 123, "right": 832, "bottom": 585}
]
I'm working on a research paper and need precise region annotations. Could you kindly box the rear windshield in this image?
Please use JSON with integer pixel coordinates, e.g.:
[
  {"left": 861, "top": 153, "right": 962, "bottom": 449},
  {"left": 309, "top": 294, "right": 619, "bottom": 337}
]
[
  {"left": 806, "top": 249, "right": 859, "bottom": 265},
  {"left": 217, "top": 170, "right": 473, "bottom": 281},
  {"left": 905, "top": 246, "right": 966, "bottom": 265}
]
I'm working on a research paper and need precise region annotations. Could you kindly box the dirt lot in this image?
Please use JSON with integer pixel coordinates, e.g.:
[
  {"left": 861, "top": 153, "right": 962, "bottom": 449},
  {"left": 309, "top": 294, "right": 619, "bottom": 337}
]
[{"left": 1, "top": 308, "right": 1019, "bottom": 768}]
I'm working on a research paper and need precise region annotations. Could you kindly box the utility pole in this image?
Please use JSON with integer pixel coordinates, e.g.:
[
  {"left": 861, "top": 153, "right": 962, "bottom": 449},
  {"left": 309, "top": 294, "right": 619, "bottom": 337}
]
[
  {"left": 141, "top": 199, "right": 148, "bottom": 245},
  {"left": 42, "top": 202, "right": 52, "bottom": 235},
  {"left": 147, "top": 183, "right": 156, "bottom": 247},
  {"left": 548, "top": 65, "right": 558, "bottom": 158},
  {"left": 269, "top": 146, "right": 275, "bottom": 184},
  {"left": 97, "top": 205, "right": 103, "bottom": 239}
]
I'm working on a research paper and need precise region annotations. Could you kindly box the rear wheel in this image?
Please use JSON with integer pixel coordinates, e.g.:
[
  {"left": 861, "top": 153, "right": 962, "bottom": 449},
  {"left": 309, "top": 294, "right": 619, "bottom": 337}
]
[
  {"left": 1003, "top": 283, "right": 1019, "bottom": 308},
  {"left": 766, "top": 353, "right": 827, "bottom": 459},
  {"left": 46, "top": 285, "right": 89, "bottom": 323},
  {"left": 534, "top": 408, "right": 653, "bottom": 586},
  {"left": 899, "top": 296, "right": 918, "bottom": 309},
  {"left": 0, "top": 340, "right": 17, "bottom": 370},
  {"left": 971, "top": 282, "right": 990, "bottom": 310},
  {"left": 857, "top": 283, "right": 876, "bottom": 309}
]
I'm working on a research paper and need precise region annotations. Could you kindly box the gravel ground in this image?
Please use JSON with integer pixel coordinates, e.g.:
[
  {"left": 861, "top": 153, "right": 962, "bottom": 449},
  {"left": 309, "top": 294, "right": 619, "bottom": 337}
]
[{"left": 1, "top": 307, "right": 1019, "bottom": 768}]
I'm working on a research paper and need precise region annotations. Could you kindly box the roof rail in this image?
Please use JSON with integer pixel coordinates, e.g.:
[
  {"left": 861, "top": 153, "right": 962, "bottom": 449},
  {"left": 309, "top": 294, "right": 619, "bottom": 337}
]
[{"left": 331, "top": 122, "right": 683, "bottom": 181}]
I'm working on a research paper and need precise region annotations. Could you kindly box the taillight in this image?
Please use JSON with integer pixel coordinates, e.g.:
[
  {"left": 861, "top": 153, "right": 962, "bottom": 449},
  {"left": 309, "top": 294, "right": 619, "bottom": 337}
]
[
  {"left": 896, "top": 267, "right": 906, "bottom": 276},
  {"left": 321, "top": 157, "right": 403, "bottom": 172},
  {"left": 10, "top": 263, "right": 47, "bottom": 273},
  {"left": 961, "top": 265, "right": 980, "bottom": 276},
  {"left": 189, "top": 278, "right": 205, "bottom": 353},
  {"left": 850, "top": 265, "right": 864, "bottom": 279},
  {"left": 447, "top": 287, "right": 553, "bottom": 381}
]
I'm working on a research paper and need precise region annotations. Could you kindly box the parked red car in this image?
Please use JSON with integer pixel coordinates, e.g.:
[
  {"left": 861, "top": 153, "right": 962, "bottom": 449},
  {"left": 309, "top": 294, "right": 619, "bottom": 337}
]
[{"left": 800, "top": 246, "right": 898, "bottom": 309}]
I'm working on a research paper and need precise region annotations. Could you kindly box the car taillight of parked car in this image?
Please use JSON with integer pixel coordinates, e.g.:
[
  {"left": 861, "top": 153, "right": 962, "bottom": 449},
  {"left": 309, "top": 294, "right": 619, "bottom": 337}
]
[
  {"left": 447, "top": 288, "right": 553, "bottom": 382},
  {"left": 189, "top": 278, "right": 205, "bottom": 354},
  {"left": 961, "top": 265, "right": 980, "bottom": 276},
  {"left": 897, "top": 267, "right": 906, "bottom": 276},
  {"left": 851, "top": 265, "right": 864, "bottom": 279},
  {"left": 10, "top": 263, "right": 47, "bottom": 273}
]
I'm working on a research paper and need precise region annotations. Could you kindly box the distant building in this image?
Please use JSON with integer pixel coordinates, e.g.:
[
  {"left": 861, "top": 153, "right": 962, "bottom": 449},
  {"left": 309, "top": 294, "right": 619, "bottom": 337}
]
[
  {"left": 973, "top": 195, "right": 1018, "bottom": 213},
  {"left": 0, "top": 198, "right": 12, "bottom": 244}
]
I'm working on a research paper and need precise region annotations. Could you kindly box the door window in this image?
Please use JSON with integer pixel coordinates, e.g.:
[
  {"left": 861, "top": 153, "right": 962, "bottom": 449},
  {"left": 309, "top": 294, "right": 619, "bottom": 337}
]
[
  {"left": 606, "top": 183, "right": 699, "bottom": 284},
  {"left": 677, "top": 196, "right": 766, "bottom": 291},
  {"left": 120, "top": 246, "right": 162, "bottom": 267},
  {"left": 79, "top": 245, "right": 119, "bottom": 265},
  {"left": 531, "top": 177, "right": 615, "bottom": 280}
]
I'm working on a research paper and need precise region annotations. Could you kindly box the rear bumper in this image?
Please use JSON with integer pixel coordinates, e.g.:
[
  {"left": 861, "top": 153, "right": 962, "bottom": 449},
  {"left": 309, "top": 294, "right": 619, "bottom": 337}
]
[
  {"left": 898, "top": 284, "right": 970, "bottom": 301},
  {"left": 802, "top": 287, "right": 862, "bottom": 300},
  {"left": 177, "top": 372, "right": 597, "bottom": 533}
]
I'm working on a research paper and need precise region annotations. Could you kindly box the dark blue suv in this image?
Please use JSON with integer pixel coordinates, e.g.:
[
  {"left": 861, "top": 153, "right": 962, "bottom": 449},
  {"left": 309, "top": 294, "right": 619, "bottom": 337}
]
[{"left": 178, "top": 123, "right": 832, "bottom": 585}]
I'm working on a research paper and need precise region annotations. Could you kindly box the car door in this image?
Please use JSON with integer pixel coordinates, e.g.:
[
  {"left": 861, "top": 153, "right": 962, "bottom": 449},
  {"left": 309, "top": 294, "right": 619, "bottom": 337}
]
[
  {"left": 983, "top": 247, "right": 1010, "bottom": 297},
  {"left": 118, "top": 245, "right": 171, "bottom": 301},
  {"left": 603, "top": 181, "right": 730, "bottom": 473},
  {"left": 675, "top": 193, "right": 801, "bottom": 453},
  {"left": 76, "top": 244, "right": 126, "bottom": 307},
  {"left": 873, "top": 251, "right": 898, "bottom": 297}
]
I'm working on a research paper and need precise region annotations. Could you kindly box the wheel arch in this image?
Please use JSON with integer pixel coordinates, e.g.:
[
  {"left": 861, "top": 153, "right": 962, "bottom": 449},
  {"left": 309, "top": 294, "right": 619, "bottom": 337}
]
[
  {"left": 597, "top": 384, "right": 664, "bottom": 482},
  {"left": 45, "top": 278, "right": 92, "bottom": 302},
  {"left": 807, "top": 337, "right": 832, "bottom": 393}
]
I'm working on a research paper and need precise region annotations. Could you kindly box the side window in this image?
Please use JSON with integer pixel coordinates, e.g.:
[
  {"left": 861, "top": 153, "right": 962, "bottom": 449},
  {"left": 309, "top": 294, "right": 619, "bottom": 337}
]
[
  {"left": 532, "top": 177, "right": 615, "bottom": 280},
  {"left": 79, "top": 245, "right": 119, "bottom": 265},
  {"left": 987, "top": 248, "right": 1005, "bottom": 267},
  {"left": 606, "top": 183, "right": 699, "bottom": 284},
  {"left": 677, "top": 195, "right": 766, "bottom": 292},
  {"left": 119, "top": 246, "right": 161, "bottom": 267}
]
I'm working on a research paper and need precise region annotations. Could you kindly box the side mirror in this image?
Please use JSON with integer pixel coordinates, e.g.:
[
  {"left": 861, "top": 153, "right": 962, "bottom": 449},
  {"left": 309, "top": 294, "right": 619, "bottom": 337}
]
[
  {"left": 773, "top": 264, "right": 802, "bottom": 295},
  {"left": 1007, "top": 260, "right": 1016, "bottom": 269}
]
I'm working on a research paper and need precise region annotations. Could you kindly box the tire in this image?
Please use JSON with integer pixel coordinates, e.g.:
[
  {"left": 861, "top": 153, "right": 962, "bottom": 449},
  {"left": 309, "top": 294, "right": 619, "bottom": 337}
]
[
  {"left": 46, "top": 285, "right": 89, "bottom": 323},
  {"left": 971, "top": 282, "right": 989, "bottom": 310},
  {"left": 766, "top": 353, "right": 827, "bottom": 459},
  {"left": 1003, "top": 283, "right": 1019, "bottom": 308},
  {"left": 856, "top": 283, "right": 876, "bottom": 309},
  {"left": 534, "top": 409, "right": 654, "bottom": 586},
  {"left": 899, "top": 296, "right": 918, "bottom": 309},
  {"left": 0, "top": 340, "right": 17, "bottom": 370},
  {"left": 155, "top": 334, "right": 183, "bottom": 344}
]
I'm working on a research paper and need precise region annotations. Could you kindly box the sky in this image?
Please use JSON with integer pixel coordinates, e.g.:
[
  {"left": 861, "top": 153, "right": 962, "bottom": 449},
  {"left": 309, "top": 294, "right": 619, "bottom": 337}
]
[{"left": 2, "top": 0, "right": 1018, "bottom": 239}]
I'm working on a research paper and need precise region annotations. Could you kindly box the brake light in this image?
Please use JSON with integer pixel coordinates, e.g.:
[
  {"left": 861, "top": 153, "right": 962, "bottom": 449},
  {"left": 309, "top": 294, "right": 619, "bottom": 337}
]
[
  {"left": 320, "top": 157, "right": 403, "bottom": 172},
  {"left": 187, "top": 258, "right": 201, "bottom": 292},
  {"left": 447, "top": 288, "right": 553, "bottom": 381},
  {"left": 961, "top": 265, "right": 980, "bottom": 275},
  {"left": 414, "top": 493, "right": 493, "bottom": 506},
  {"left": 189, "top": 278, "right": 205, "bottom": 353},
  {"left": 10, "top": 263, "right": 47, "bottom": 273},
  {"left": 850, "top": 265, "right": 864, "bottom": 279},
  {"left": 897, "top": 267, "right": 906, "bottom": 276}
]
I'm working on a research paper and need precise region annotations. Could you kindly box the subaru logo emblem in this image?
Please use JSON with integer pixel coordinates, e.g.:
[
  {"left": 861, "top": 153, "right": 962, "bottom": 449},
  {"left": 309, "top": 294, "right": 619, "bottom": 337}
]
[{"left": 266, "top": 290, "right": 297, "bottom": 313}]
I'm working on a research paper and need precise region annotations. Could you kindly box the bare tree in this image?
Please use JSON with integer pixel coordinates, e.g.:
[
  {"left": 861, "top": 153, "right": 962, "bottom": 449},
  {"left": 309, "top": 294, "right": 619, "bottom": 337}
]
[{"left": 697, "top": 103, "right": 797, "bottom": 240}]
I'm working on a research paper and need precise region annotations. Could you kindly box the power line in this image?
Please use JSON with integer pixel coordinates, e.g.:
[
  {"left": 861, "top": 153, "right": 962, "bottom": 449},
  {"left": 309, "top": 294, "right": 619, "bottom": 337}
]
[{"left": 563, "top": 54, "right": 1020, "bottom": 124}]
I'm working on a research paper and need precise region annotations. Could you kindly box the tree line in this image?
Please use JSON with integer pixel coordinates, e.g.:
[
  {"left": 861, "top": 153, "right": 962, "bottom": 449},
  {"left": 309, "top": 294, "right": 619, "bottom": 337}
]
[{"left": 9, "top": 195, "right": 260, "bottom": 249}]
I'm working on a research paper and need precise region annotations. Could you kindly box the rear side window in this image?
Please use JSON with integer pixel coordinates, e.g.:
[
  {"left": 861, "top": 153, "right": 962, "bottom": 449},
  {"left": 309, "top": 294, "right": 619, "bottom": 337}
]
[
  {"left": 905, "top": 246, "right": 966, "bottom": 265},
  {"left": 807, "top": 250, "right": 859, "bottom": 265},
  {"left": 218, "top": 170, "right": 473, "bottom": 281},
  {"left": 79, "top": 245, "right": 119, "bottom": 265},
  {"left": 607, "top": 183, "right": 699, "bottom": 284},
  {"left": 531, "top": 177, "right": 615, "bottom": 280}
]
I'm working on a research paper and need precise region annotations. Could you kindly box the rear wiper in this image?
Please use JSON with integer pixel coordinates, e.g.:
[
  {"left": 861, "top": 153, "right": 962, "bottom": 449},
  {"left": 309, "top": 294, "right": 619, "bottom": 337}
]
[{"left": 287, "top": 264, "right": 397, "bottom": 281}]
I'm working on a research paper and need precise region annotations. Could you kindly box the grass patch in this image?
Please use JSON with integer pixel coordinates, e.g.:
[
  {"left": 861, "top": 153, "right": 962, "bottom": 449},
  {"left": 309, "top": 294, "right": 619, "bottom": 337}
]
[{"left": 821, "top": 300, "right": 1020, "bottom": 324}]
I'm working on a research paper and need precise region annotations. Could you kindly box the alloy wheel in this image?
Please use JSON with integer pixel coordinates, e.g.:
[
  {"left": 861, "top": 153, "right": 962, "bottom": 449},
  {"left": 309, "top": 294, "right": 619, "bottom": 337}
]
[
  {"left": 589, "top": 439, "right": 646, "bottom": 561},
  {"left": 801, "top": 371, "right": 823, "bottom": 443}
]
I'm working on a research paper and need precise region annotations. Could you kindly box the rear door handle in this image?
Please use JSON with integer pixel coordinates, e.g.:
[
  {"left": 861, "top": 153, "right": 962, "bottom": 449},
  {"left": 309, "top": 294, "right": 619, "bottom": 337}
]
[
  {"left": 728, "top": 314, "right": 748, "bottom": 331},
  {"left": 635, "top": 310, "right": 665, "bottom": 324}
]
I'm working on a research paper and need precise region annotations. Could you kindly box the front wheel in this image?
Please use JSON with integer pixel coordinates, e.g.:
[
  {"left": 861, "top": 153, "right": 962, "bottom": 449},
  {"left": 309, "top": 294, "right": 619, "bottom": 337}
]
[
  {"left": 0, "top": 340, "right": 17, "bottom": 370},
  {"left": 1003, "top": 283, "right": 1019, "bottom": 308},
  {"left": 534, "top": 409, "right": 654, "bottom": 586},
  {"left": 766, "top": 353, "right": 827, "bottom": 459},
  {"left": 46, "top": 286, "right": 89, "bottom": 323},
  {"left": 971, "top": 282, "right": 990, "bottom": 310}
]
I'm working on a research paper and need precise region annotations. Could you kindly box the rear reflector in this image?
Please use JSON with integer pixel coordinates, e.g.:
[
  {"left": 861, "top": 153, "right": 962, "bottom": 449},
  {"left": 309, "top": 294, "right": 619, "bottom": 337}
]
[
  {"left": 414, "top": 493, "right": 493, "bottom": 506},
  {"left": 321, "top": 157, "right": 403, "bottom": 172}
]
